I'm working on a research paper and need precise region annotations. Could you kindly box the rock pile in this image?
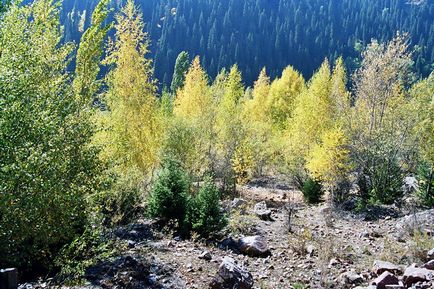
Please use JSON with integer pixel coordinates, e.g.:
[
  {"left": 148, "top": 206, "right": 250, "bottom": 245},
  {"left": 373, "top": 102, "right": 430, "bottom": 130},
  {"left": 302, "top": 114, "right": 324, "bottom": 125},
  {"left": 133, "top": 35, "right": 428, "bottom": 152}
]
[
  {"left": 210, "top": 257, "right": 254, "bottom": 289},
  {"left": 358, "top": 253, "right": 434, "bottom": 289}
]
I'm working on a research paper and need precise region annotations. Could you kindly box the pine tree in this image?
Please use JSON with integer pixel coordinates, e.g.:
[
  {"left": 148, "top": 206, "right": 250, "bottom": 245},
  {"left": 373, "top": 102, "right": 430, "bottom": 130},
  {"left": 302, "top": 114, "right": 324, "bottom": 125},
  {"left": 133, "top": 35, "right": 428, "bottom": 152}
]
[{"left": 170, "top": 51, "right": 190, "bottom": 93}]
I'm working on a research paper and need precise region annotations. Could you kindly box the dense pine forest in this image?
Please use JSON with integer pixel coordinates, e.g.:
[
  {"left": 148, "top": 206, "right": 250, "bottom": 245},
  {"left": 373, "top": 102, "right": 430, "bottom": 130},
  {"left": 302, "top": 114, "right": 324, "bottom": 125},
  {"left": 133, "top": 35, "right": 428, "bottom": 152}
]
[
  {"left": 0, "top": 0, "right": 433, "bottom": 288},
  {"left": 60, "top": 0, "right": 434, "bottom": 85}
]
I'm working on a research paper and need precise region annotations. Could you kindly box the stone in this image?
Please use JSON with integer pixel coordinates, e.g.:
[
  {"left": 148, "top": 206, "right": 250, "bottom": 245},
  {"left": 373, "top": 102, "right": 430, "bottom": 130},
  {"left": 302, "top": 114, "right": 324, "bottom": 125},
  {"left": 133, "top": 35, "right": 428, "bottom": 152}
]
[
  {"left": 403, "top": 266, "right": 434, "bottom": 287},
  {"left": 253, "top": 201, "right": 272, "bottom": 221},
  {"left": 238, "top": 236, "right": 271, "bottom": 258},
  {"left": 372, "top": 271, "right": 399, "bottom": 289},
  {"left": 396, "top": 209, "right": 434, "bottom": 236},
  {"left": 231, "top": 198, "right": 247, "bottom": 209},
  {"left": 127, "top": 240, "right": 136, "bottom": 248},
  {"left": 428, "top": 248, "right": 434, "bottom": 260},
  {"left": 306, "top": 244, "right": 315, "bottom": 256},
  {"left": 373, "top": 260, "right": 403, "bottom": 275},
  {"left": 199, "top": 251, "right": 212, "bottom": 261},
  {"left": 209, "top": 257, "right": 254, "bottom": 289},
  {"left": 0, "top": 268, "right": 18, "bottom": 289},
  {"left": 423, "top": 260, "right": 434, "bottom": 270},
  {"left": 384, "top": 285, "right": 405, "bottom": 289},
  {"left": 339, "top": 270, "right": 364, "bottom": 285}
]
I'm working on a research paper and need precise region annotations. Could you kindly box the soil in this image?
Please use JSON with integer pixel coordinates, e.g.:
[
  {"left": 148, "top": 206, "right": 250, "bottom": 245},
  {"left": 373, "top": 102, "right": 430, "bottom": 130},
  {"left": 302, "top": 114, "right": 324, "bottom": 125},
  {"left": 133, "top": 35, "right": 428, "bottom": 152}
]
[{"left": 19, "top": 178, "right": 434, "bottom": 289}]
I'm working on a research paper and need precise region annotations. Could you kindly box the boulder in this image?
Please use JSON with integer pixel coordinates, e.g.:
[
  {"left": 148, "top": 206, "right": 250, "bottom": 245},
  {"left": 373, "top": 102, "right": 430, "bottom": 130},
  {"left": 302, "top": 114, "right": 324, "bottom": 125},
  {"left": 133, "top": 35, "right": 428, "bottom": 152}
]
[
  {"left": 428, "top": 248, "right": 434, "bottom": 260},
  {"left": 231, "top": 198, "right": 247, "bottom": 209},
  {"left": 423, "top": 260, "right": 434, "bottom": 270},
  {"left": 373, "top": 260, "right": 403, "bottom": 275},
  {"left": 253, "top": 201, "right": 272, "bottom": 221},
  {"left": 199, "top": 251, "right": 212, "bottom": 261},
  {"left": 339, "top": 270, "right": 364, "bottom": 285},
  {"left": 402, "top": 266, "right": 434, "bottom": 287},
  {"left": 0, "top": 268, "right": 18, "bottom": 289},
  {"left": 372, "top": 271, "right": 399, "bottom": 289},
  {"left": 238, "top": 236, "right": 271, "bottom": 258},
  {"left": 218, "top": 237, "right": 240, "bottom": 253},
  {"left": 210, "top": 257, "right": 254, "bottom": 289},
  {"left": 396, "top": 209, "right": 434, "bottom": 236}
]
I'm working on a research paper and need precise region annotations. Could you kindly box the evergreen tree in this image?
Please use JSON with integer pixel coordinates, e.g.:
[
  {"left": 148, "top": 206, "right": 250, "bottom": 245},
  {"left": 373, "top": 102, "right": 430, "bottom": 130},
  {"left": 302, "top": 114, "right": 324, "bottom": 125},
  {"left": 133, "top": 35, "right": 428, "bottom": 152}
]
[{"left": 170, "top": 51, "right": 190, "bottom": 93}]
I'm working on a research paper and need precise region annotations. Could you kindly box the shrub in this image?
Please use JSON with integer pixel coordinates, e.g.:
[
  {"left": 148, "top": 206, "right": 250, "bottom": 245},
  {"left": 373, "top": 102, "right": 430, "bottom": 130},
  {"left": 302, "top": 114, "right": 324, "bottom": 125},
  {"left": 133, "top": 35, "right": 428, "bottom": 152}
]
[
  {"left": 55, "top": 228, "right": 116, "bottom": 283},
  {"left": 357, "top": 158, "right": 404, "bottom": 206},
  {"left": 416, "top": 163, "right": 434, "bottom": 207},
  {"left": 301, "top": 178, "right": 323, "bottom": 204},
  {"left": 187, "top": 176, "right": 227, "bottom": 237},
  {"left": 94, "top": 170, "right": 143, "bottom": 227},
  {"left": 147, "top": 157, "right": 189, "bottom": 226}
]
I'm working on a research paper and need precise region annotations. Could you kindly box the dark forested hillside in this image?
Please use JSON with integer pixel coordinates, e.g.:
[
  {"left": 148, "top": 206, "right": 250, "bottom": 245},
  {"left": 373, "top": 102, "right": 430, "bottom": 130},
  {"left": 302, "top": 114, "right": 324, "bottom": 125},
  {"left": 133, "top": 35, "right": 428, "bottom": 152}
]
[{"left": 61, "top": 0, "right": 433, "bottom": 86}]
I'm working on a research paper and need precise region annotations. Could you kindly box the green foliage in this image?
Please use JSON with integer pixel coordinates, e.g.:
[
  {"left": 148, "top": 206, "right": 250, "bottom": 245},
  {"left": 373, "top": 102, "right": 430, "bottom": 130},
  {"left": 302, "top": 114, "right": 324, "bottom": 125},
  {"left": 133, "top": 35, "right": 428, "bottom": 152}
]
[
  {"left": 147, "top": 157, "right": 190, "bottom": 226},
  {"left": 171, "top": 51, "right": 190, "bottom": 93},
  {"left": 94, "top": 170, "right": 143, "bottom": 226},
  {"left": 301, "top": 178, "right": 323, "bottom": 204},
  {"left": 416, "top": 163, "right": 434, "bottom": 207},
  {"left": 351, "top": 34, "right": 416, "bottom": 205},
  {"left": 187, "top": 176, "right": 227, "bottom": 237},
  {"left": 73, "top": 0, "right": 112, "bottom": 104},
  {"left": 0, "top": 0, "right": 102, "bottom": 271},
  {"left": 55, "top": 228, "right": 116, "bottom": 283}
]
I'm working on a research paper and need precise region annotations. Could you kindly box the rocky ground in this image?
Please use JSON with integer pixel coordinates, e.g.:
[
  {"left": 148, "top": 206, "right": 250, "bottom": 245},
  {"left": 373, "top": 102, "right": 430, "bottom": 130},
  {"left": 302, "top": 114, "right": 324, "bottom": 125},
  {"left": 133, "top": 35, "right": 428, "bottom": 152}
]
[{"left": 18, "top": 178, "right": 434, "bottom": 289}]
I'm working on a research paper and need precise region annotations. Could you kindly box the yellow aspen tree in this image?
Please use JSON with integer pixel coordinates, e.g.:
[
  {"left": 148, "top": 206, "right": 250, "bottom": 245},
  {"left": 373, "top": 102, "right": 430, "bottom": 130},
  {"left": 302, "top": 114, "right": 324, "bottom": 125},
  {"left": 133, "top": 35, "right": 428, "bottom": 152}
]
[
  {"left": 267, "top": 66, "right": 306, "bottom": 130},
  {"left": 173, "top": 56, "right": 215, "bottom": 177},
  {"left": 241, "top": 68, "right": 272, "bottom": 176},
  {"left": 97, "top": 0, "right": 161, "bottom": 176},
  {"left": 215, "top": 65, "right": 245, "bottom": 189}
]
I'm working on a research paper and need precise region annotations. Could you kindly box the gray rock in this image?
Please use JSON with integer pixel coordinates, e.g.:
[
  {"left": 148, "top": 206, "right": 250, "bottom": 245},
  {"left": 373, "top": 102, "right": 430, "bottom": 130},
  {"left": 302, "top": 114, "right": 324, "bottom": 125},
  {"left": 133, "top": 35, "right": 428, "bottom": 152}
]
[
  {"left": 127, "top": 240, "right": 136, "bottom": 248},
  {"left": 0, "top": 268, "right": 18, "bottom": 289},
  {"left": 403, "top": 266, "right": 434, "bottom": 287},
  {"left": 372, "top": 271, "right": 399, "bottom": 289},
  {"left": 238, "top": 236, "right": 271, "bottom": 258},
  {"left": 423, "top": 260, "right": 434, "bottom": 270},
  {"left": 199, "top": 251, "right": 212, "bottom": 261},
  {"left": 231, "top": 198, "right": 247, "bottom": 209},
  {"left": 373, "top": 260, "right": 403, "bottom": 275},
  {"left": 210, "top": 257, "right": 254, "bottom": 289},
  {"left": 306, "top": 244, "right": 315, "bottom": 256},
  {"left": 428, "top": 248, "right": 434, "bottom": 261},
  {"left": 396, "top": 209, "right": 434, "bottom": 236},
  {"left": 253, "top": 201, "right": 272, "bottom": 221},
  {"left": 339, "top": 270, "right": 364, "bottom": 285}
]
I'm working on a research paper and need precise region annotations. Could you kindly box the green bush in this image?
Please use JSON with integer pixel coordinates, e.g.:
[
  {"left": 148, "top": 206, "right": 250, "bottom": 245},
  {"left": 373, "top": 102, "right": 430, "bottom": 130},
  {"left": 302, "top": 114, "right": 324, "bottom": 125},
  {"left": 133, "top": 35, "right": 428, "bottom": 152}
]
[
  {"left": 416, "top": 163, "right": 434, "bottom": 207},
  {"left": 357, "top": 159, "right": 404, "bottom": 206},
  {"left": 95, "top": 170, "right": 143, "bottom": 227},
  {"left": 54, "top": 228, "right": 115, "bottom": 283},
  {"left": 187, "top": 176, "right": 227, "bottom": 237},
  {"left": 302, "top": 178, "right": 323, "bottom": 204},
  {"left": 147, "top": 157, "right": 189, "bottom": 226},
  {"left": 0, "top": 1, "right": 103, "bottom": 272}
]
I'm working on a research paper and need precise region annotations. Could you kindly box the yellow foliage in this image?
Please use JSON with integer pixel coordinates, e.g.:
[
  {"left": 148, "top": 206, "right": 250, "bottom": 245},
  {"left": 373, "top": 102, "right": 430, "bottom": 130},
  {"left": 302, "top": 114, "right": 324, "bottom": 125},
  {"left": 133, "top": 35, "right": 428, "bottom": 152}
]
[
  {"left": 174, "top": 56, "right": 213, "bottom": 122},
  {"left": 267, "top": 66, "right": 305, "bottom": 130},
  {"left": 173, "top": 56, "right": 215, "bottom": 177},
  {"left": 96, "top": 0, "right": 161, "bottom": 176},
  {"left": 306, "top": 127, "right": 351, "bottom": 186},
  {"left": 232, "top": 141, "right": 255, "bottom": 185}
]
